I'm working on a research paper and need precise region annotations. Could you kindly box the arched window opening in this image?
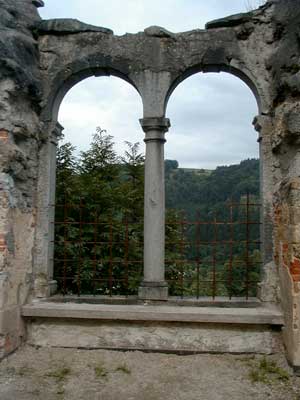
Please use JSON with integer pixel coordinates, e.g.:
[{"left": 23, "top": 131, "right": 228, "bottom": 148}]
[
  {"left": 165, "top": 72, "right": 260, "bottom": 300},
  {"left": 52, "top": 76, "right": 144, "bottom": 297}
]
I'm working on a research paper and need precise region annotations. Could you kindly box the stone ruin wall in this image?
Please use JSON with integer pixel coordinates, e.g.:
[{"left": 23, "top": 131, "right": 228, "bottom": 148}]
[
  {"left": 0, "top": 0, "right": 43, "bottom": 356},
  {"left": 1, "top": 0, "right": 300, "bottom": 368}
]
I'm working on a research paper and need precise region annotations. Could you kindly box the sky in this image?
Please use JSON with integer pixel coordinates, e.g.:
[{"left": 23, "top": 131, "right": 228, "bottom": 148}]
[{"left": 39, "top": 0, "right": 262, "bottom": 169}]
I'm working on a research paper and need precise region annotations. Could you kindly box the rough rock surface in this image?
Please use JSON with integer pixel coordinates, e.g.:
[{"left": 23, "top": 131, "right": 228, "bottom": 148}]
[
  {"left": 0, "top": 0, "right": 43, "bottom": 359},
  {"left": 37, "top": 19, "right": 113, "bottom": 35},
  {"left": 0, "top": 346, "right": 298, "bottom": 400}
]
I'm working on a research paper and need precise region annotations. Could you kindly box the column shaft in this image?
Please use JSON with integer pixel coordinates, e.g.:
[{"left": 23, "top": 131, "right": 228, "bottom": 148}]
[{"left": 138, "top": 117, "right": 170, "bottom": 300}]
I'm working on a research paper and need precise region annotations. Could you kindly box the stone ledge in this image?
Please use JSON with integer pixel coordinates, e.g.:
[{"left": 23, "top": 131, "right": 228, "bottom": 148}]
[
  {"left": 25, "top": 318, "right": 283, "bottom": 355},
  {"left": 22, "top": 302, "right": 284, "bottom": 326}
]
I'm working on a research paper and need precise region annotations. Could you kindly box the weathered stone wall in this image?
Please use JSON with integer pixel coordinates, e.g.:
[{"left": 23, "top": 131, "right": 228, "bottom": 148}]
[
  {"left": 0, "top": 0, "right": 43, "bottom": 357},
  {"left": 1, "top": 0, "right": 300, "bottom": 369}
]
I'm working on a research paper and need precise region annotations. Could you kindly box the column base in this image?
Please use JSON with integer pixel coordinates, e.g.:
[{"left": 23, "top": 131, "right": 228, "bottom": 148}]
[
  {"left": 34, "top": 278, "right": 57, "bottom": 298},
  {"left": 49, "top": 280, "right": 58, "bottom": 296},
  {"left": 138, "top": 281, "right": 168, "bottom": 301}
]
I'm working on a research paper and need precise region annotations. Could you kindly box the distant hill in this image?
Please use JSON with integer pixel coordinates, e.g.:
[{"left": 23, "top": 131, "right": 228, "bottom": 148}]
[
  {"left": 180, "top": 168, "right": 213, "bottom": 176},
  {"left": 165, "top": 158, "right": 260, "bottom": 219}
]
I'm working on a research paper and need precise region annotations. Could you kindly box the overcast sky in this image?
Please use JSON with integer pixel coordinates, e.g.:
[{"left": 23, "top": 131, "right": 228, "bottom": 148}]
[{"left": 39, "top": 0, "right": 262, "bottom": 169}]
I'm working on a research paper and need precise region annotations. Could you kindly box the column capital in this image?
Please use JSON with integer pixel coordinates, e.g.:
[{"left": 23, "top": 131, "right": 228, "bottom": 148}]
[
  {"left": 140, "top": 118, "right": 170, "bottom": 143},
  {"left": 140, "top": 117, "right": 170, "bottom": 133}
]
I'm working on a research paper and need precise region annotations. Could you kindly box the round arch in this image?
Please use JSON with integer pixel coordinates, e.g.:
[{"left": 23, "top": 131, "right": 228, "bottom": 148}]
[
  {"left": 163, "top": 63, "right": 265, "bottom": 299},
  {"left": 42, "top": 62, "right": 142, "bottom": 124},
  {"left": 165, "top": 71, "right": 259, "bottom": 170},
  {"left": 164, "top": 64, "right": 265, "bottom": 116}
]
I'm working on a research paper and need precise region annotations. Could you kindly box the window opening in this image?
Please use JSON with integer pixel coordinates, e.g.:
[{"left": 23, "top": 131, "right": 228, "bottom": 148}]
[
  {"left": 52, "top": 76, "right": 144, "bottom": 296},
  {"left": 165, "top": 72, "right": 260, "bottom": 299}
]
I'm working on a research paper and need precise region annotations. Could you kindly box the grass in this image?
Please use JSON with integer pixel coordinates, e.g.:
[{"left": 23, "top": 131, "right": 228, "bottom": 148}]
[
  {"left": 93, "top": 362, "right": 131, "bottom": 378},
  {"left": 115, "top": 363, "right": 131, "bottom": 375},
  {"left": 45, "top": 364, "right": 72, "bottom": 398},
  {"left": 94, "top": 364, "right": 108, "bottom": 379},
  {"left": 248, "top": 357, "right": 290, "bottom": 384},
  {"left": 46, "top": 366, "right": 72, "bottom": 382}
]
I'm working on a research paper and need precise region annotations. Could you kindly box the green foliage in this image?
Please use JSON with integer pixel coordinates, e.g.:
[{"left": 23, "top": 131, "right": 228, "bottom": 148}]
[
  {"left": 165, "top": 159, "right": 261, "bottom": 297},
  {"left": 54, "top": 128, "right": 144, "bottom": 296},
  {"left": 165, "top": 159, "right": 179, "bottom": 174},
  {"left": 94, "top": 364, "right": 108, "bottom": 379},
  {"left": 54, "top": 128, "right": 260, "bottom": 298},
  {"left": 56, "top": 141, "right": 77, "bottom": 200},
  {"left": 166, "top": 159, "right": 259, "bottom": 215},
  {"left": 248, "top": 357, "right": 290, "bottom": 384}
]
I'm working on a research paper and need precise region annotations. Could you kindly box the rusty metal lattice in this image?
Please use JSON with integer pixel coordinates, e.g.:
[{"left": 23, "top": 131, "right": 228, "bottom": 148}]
[
  {"left": 165, "top": 193, "right": 261, "bottom": 299},
  {"left": 51, "top": 193, "right": 261, "bottom": 299},
  {"left": 51, "top": 200, "right": 143, "bottom": 296}
]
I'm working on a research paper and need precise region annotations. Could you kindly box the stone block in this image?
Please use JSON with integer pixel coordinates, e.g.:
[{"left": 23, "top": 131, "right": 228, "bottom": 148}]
[
  {"left": 138, "top": 283, "right": 168, "bottom": 301},
  {"left": 26, "top": 318, "right": 282, "bottom": 355}
]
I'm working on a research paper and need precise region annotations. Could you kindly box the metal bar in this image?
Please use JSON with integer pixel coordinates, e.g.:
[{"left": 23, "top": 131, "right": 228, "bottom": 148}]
[
  {"left": 164, "top": 240, "right": 261, "bottom": 245},
  {"left": 212, "top": 211, "right": 217, "bottom": 300},
  {"left": 63, "top": 196, "right": 68, "bottom": 295},
  {"left": 228, "top": 200, "right": 234, "bottom": 300},
  {"left": 51, "top": 240, "right": 144, "bottom": 245},
  {"left": 52, "top": 221, "right": 143, "bottom": 226},
  {"left": 245, "top": 192, "right": 250, "bottom": 299},
  {"left": 180, "top": 211, "right": 185, "bottom": 298},
  {"left": 92, "top": 208, "right": 98, "bottom": 296},
  {"left": 109, "top": 216, "right": 113, "bottom": 297},
  {"left": 164, "top": 221, "right": 261, "bottom": 226},
  {"left": 124, "top": 216, "right": 129, "bottom": 295},
  {"left": 196, "top": 210, "right": 201, "bottom": 299},
  {"left": 53, "top": 221, "right": 261, "bottom": 227},
  {"left": 53, "top": 258, "right": 143, "bottom": 264},
  {"left": 77, "top": 198, "right": 83, "bottom": 296},
  {"left": 53, "top": 192, "right": 261, "bottom": 299},
  {"left": 52, "top": 202, "right": 262, "bottom": 208},
  {"left": 164, "top": 259, "right": 261, "bottom": 265}
]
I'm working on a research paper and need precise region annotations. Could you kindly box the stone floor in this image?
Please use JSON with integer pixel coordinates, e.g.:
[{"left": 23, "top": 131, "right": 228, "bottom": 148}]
[{"left": 0, "top": 346, "right": 300, "bottom": 400}]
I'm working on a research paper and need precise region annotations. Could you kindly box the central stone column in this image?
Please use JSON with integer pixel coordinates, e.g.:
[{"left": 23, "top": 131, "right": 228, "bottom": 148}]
[{"left": 139, "top": 117, "right": 170, "bottom": 300}]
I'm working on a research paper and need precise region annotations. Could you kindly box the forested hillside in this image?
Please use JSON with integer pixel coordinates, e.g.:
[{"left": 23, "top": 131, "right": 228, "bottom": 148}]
[{"left": 165, "top": 158, "right": 260, "bottom": 219}]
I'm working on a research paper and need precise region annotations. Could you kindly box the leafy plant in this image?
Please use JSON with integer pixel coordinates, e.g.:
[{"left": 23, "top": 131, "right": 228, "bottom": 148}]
[{"left": 248, "top": 357, "right": 290, "bottom": 384}]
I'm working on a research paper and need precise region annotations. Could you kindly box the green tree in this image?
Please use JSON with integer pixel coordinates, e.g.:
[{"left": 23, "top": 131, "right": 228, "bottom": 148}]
[
  {"left": 54, "top": 128, "right": 146, "bottom": 295},
  {"left": 78, "top": 127, "right": 120, "bottom": 212},
  {"left": 119, "top": 141, "right": 145, "bottom": 219},
  {"left": 55, "top": 141, "right": 77, "bottom": 202}
]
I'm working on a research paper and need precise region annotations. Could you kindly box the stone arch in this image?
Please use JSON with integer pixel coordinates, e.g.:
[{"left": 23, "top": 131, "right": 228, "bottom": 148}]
[
  {"left": 42, "top": 62, "right": 142, "bottom": 124},
  {"left": 164, "top": 64, "right": 265, "bottom": 116}
]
